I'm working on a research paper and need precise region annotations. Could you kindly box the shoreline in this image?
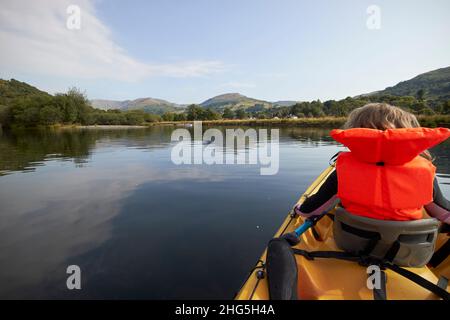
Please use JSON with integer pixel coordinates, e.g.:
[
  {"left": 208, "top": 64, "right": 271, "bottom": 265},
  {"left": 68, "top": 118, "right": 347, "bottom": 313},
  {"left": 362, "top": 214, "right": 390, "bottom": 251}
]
[
  {"left": 147, "top": 115, "right": 450, "bottom": 128},
  {"left": 57, "top": 124, "right": 149, "bottom": 129},
  {"left": 148, "top": 117, "right": 348, "bottom": 127},
  {"left": 4, "top": 115, "right": 449, "bottom": 130}
]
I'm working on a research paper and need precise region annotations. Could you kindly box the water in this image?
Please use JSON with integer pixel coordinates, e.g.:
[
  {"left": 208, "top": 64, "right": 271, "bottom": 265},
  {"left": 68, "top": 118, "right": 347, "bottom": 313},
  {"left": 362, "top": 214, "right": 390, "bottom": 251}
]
[{"left": 0, "top": 126, "right": 448, "bottom": 299}]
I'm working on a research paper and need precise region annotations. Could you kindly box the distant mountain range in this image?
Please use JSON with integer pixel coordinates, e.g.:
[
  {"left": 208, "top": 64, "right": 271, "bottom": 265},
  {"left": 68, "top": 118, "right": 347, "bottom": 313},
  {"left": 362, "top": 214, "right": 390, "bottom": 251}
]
[
  {"left": 90, "top": 93, "right": 300, "bottom": 114},
  {"left": 271, "top": 100, "right": 299, "bottom": 107},
  {"left": 199, "top": 93, "right": 273, "bottom": 111},
  {"left": 1, "top": 66, "right": 449, "bottom": 115},
  {"left": 90, "top": 97, "right": 184, "bottom": 115},
  {"left": 90, "top": 66, "right": 450, "bottom": 114}
]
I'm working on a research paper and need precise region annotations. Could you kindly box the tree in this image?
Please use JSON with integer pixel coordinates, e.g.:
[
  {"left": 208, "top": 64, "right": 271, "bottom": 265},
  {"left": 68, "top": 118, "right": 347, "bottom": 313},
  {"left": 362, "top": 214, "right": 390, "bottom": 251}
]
[
  {"left": 54, "top": 94, "right": 76, "bottom": 123},
  {"left": 174, "top": 113, "right": 186, "bottom": 121},
  {"left": 162, "top": 112, "right": 175, "bottom": 121},
  {"left": 203, "top": 109, "right": 221, "bottom": 120},
  {"left": 411, "top": 100, "right": 428, "bottom": 113},
  {"left": 39, "top": 105, "right": 62, "bottom": 125},
  {"left": 0, "top": 105, "right": 11, "bottom": 127},
  {"left": 310, "top": 100, "right": 325, "bottom": 117},
  {"left": 328, "top": 101, "right": 348, "bottom": 117},
  {"left": 418, "top": 107, "right": 434, "bottom": 115},
  {"left": 223, "top": 107, "right": 234, "bottom": 119},
  {"left": 416, "top": 89, "right": 426, "bottom": 101},
  {"left": 186, "top": 104, "right": 204, "bottom": 120},
  {"left": 290, "top": 102, "right": 325, "bottom": 118},
  {"left": 144, "top": 113, "right": 162, "bottom": 122},
  {"left": 52, "top": 87, "right": 90, "bottom": 124},
  {"left": 125, "top": 111, "right": 145, "bottom": 125},
  {"left": 441, "top": 100, "right": 450, "bottom": 115},
  {"left": 15, "top": 105, "right": 40, "bottom": 126},
  {"left": 235, "top": 108, "right": 247, "bottom": 119}
]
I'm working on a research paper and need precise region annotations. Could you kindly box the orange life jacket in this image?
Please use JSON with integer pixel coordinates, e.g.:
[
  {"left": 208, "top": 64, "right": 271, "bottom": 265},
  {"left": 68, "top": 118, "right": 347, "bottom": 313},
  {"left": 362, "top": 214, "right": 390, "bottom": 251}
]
[{"left": 330, "top": 127, "right": 450, "bottom": 221}]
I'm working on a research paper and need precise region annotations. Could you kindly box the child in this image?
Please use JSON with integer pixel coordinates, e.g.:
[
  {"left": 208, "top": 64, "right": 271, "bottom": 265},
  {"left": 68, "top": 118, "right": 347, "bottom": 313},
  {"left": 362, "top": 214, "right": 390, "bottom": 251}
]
[{"left": 294, "top": 103, "right": 450, "bottom": 224}]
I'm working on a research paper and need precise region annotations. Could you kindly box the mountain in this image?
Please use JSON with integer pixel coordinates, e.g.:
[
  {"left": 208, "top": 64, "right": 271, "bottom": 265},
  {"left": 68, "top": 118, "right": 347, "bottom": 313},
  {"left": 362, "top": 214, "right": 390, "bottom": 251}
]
[
  {"left": 89, "top": 99, "right": 126, "bottom": 110},
  {"left": 374, "top": 66, "right": 450, "bottom": 101},
  {"left": 272, "top": 100, "right": 299, "bottom": 107},
  {"left": 200, "top": 93, "right": 273, "bottom": 111},
  {"left": 90, "top": 98, "right": 184, "bottom": 115}
]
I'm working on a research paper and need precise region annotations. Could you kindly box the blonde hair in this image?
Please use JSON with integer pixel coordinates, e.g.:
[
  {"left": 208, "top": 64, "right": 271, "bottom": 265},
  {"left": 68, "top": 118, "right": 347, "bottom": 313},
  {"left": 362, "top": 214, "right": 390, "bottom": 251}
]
[
  {"left": 343, "top": 103, "right": 432, "bottom": 160},
  {"left": 344, "top": 103, "right": 420, "bottom": 130}
]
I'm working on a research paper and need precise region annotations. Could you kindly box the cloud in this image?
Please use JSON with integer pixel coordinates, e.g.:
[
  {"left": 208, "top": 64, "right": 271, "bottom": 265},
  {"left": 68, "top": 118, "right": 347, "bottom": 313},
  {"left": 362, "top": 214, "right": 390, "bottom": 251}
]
[{"left": 0, "top": 0, "right": 226, "bottom": 81}]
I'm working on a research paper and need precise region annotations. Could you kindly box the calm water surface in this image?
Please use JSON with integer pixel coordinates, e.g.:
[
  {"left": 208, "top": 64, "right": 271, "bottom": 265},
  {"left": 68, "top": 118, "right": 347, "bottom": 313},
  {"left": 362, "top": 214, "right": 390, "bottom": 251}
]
[{"left": 0, "top": 126, "right": 449, "bottom": 299}]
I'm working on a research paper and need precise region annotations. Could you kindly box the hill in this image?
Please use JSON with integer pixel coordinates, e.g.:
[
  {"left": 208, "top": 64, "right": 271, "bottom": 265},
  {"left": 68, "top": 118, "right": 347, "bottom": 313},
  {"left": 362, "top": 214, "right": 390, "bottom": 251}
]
[
  {"left": 89, "top": 99, "right": 127, "bottom": 110},
  {"left": 200, "top": 93, "right": 273, "bottom": 111},
  {"left": 90, "top": 98, "right": 184, "bottom": 115},
  {"left": 272, "top": 100, "right": 299, "bottom": 107},
  {"left": 0, "top": 79, "right": 50, "bottom": 106},
  {"left": 375, "top": 66, "right": 450, "bottom": 101}
]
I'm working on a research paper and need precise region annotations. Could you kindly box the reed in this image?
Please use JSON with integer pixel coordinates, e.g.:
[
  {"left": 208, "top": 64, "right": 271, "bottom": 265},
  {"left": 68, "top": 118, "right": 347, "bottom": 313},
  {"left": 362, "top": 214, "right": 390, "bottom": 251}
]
[{"left": 145, "top": 115, "right": 450, "bottom": 128}]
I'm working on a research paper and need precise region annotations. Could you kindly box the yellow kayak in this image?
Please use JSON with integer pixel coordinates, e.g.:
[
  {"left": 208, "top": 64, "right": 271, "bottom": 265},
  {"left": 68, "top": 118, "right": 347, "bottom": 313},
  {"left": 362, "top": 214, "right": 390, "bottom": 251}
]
[{"left": 235, "top": 165, "right": 450, "bottom": 300}]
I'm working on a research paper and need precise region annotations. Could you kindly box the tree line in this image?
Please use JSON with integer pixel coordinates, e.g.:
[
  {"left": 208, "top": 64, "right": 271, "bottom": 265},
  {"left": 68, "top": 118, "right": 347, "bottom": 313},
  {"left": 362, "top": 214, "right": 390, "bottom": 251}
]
[
  {"left": 0, "top": 87, "right": 161, "bottom": 128},
  {"left": 1, "top": 86, "right": 449, "bottom": 128},
  {"left": 169, "top": 93, "right": 450, "bottom": 121}
]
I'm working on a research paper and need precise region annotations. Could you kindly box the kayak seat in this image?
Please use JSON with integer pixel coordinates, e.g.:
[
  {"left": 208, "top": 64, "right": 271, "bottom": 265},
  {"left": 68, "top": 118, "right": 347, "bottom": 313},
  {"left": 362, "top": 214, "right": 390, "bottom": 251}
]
[{"left": 333, "top": 208, "right": 439, "bottom": 267}]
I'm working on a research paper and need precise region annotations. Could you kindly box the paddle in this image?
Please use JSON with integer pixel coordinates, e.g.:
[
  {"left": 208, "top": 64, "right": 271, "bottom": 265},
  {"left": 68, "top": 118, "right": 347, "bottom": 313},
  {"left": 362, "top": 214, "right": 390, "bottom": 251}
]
[{"left": 282, "top": 212, "right": 328, "bottom": 246}]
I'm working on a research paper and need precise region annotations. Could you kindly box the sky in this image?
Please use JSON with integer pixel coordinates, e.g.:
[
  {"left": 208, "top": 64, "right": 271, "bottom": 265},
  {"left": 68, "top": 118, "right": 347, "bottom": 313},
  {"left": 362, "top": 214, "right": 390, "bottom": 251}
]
[{"left": 1, "top": 0, "right": 449, "bottom": 104}]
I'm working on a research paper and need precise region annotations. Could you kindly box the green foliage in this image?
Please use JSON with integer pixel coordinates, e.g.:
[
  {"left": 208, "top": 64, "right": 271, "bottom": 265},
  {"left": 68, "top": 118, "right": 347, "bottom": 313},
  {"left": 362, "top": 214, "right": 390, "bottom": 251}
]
[
  {"left": 186, "top": 104, "right": 202, "bottom": 120},
  {"left": 0, "top": 105, "right": 12, "bottom": 126},
  {"left": 161, "top": 112, "right": 185, "bottom": 121},
  {"left": 416, "top": 89, "right": 426, "bottom": 101},
  {"left": 174, "top": 113, "right": 187, "bottom": 121},
  {"left": 222, "top": 107, "right": 234, "bottom": 119},
  {"left": 1, "top": 77, "right": 450, "bottom": 128},
  {"left": 39, "top": 105, "right": 62, "bottom": 125},
  {"left": 0, "top": 79, "right": 50, "bottom": 107},
  {"left": 162, "top": 112, "right": 186, "bottom": 122},
  {"left": 0, "top": 80, "right": 162, "bottom": 127},
  {"left": 186, "top": 104, "right": 221, "bottom": 120},
  {"left": 291, "top": 101, "right": 325, "bottom": 118},
  {"left": 144, "top": 113, "right": 163, "bottom": 122},
  {"left": 204, "top": 109, "right": 221, "bottom": 120},
  {"left": 162, "top": 112, "right": 175, "bottom": 121},
  {"left": 200, "top": 93, "right": 272, "bottom": 111},
  {"left": 235, "top": 108, "right": 248, "bottom": 119},
  {"left": 441, "top": 100, "right": 450, "bottom": 115},
  {"left": 266, "top": 94, "right": 449, "bottom": 120},
  {"left": 85, "top": 109, "right": 161, "bottom": 125},
  {"left": 186, "top": 94, "right": 450, "bottom": 121},
  {"left": 418, "top": 115, "right": 450, "bottom": 128},
  {"left": 380, "top": 66, "right": 450, "bottom": 102}
]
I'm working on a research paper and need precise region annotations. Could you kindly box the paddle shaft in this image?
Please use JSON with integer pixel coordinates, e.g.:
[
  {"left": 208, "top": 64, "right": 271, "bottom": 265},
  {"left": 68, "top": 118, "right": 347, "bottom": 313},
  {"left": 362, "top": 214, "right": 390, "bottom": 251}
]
[{"left": 294, "top": 212, "right": 327, "bottom": 237}]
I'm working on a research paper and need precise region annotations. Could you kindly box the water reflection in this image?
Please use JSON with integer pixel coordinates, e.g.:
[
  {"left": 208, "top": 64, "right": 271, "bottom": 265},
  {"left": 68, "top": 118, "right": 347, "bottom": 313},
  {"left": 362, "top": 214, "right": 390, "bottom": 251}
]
[
  {"left": 0, "top": 127, "right": 176, "bottom": 176},
  {"left": 0, "top": 127, "right": 448, "bottom": 299}
]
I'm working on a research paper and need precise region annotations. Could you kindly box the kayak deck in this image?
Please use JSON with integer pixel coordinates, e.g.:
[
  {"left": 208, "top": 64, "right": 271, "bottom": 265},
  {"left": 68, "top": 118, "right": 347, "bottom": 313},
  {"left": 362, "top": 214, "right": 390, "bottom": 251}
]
[{"left": 235, "top": 166, "right": 450, "bottom": 300}]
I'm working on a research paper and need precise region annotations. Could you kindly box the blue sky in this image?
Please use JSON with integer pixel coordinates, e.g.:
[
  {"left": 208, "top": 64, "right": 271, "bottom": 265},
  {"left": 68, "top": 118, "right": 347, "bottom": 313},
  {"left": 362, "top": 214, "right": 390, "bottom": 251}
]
[{"left": 1, "top": 0, "right": 449, "bottom": 103}]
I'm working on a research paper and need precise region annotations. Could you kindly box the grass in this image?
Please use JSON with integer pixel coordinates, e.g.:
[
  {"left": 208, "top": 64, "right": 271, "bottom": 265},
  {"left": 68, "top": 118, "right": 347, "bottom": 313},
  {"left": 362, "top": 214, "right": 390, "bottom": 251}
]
[
  {"left": 9, "top": 115, "right": 446, "bottom": 130},
  {"left": 149, "top": 115, "right": 450, "bottom": 128},
  {"left": 417, "top": 115, "right": 450, "bottom": 128}
]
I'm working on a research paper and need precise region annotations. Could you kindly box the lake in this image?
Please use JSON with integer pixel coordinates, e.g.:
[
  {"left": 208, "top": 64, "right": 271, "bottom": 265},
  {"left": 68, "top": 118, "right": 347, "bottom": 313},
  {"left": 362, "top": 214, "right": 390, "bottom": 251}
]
[{"left": 0, "top": 126, "right": 449, "bottom": 299}]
